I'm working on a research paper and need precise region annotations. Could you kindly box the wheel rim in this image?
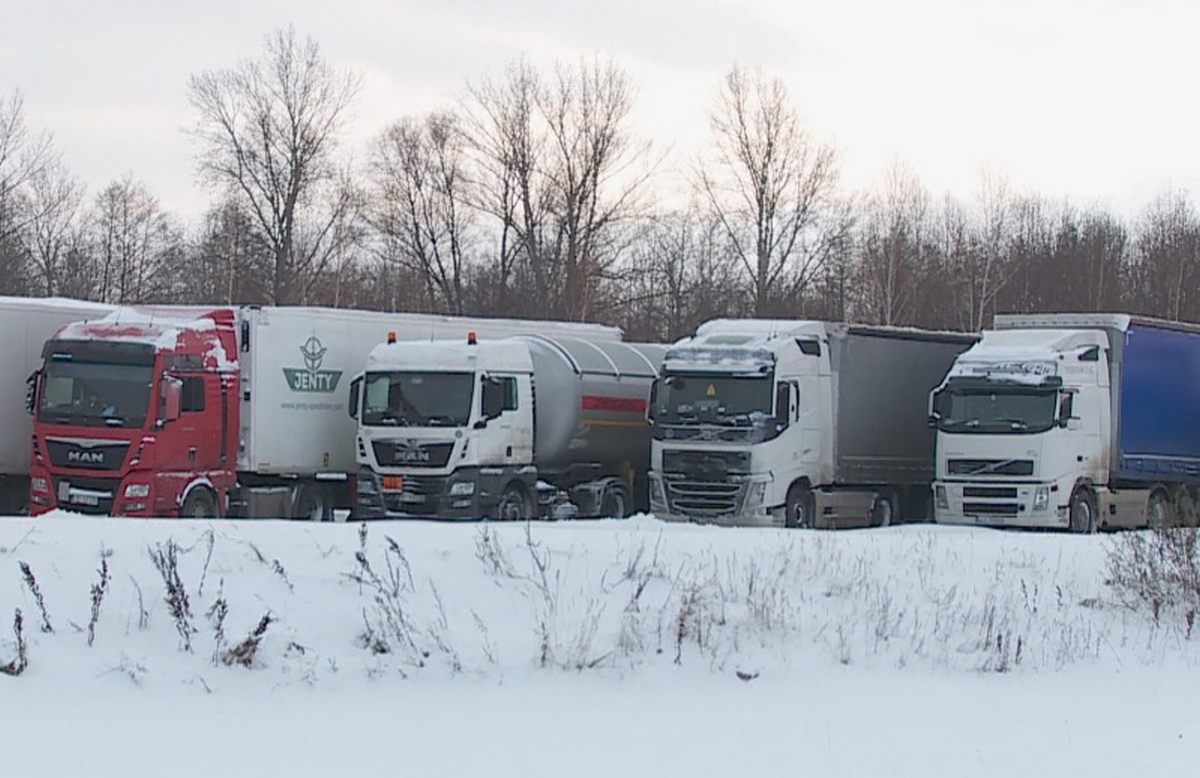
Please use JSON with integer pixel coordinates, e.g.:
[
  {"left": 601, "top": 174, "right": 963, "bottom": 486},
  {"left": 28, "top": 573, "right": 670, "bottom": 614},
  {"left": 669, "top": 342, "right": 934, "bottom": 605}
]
[
  {"left": 1073, "top": 497, "right": 1093, "bottom": 532},
  {"left": 791, "top": 496, "right": 809, "bottom": 527}
]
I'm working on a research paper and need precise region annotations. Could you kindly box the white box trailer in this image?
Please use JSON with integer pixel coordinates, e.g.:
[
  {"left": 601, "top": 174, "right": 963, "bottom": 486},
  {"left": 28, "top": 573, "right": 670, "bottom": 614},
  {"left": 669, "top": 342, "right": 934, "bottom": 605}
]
[{"left": 0, "top": 297, "right": 114, "bottom": 512}]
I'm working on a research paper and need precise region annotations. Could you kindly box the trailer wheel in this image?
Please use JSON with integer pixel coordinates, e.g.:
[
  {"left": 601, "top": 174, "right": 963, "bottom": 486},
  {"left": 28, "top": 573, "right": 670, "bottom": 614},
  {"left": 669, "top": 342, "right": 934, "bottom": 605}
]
[
  {"left": 1147, "top": 488, "right": 1175, "bottom": 528},
  {"left": 1068, "top": 486, "right": 1098, "bottom": 534},
  {"left": 871, "top": 492, "right": 897, "bottom": 528},
  {"left": 497, "top": 483, "right": 533, "bottom": 521},
  {"left": 785, "top": 485, "right": 815, "bottom": 529},
  {"left": 181, "top": 488, "right": 219, "bottom": 519},
  {"left": 600, "top": 483, "right": 630, "bottom": 519},
  {"left": 293, "top": 483, "right": 333, "bottom": 522}
]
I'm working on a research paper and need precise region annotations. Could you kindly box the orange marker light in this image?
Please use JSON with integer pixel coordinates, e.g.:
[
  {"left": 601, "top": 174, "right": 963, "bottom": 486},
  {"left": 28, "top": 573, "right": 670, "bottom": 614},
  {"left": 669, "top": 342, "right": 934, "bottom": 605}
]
[
  {"left": 387, "top": 331, "right": 397, "bottom": 344},
  {"left": 468, "top": 331, "right": 478, "bottom": 345}
]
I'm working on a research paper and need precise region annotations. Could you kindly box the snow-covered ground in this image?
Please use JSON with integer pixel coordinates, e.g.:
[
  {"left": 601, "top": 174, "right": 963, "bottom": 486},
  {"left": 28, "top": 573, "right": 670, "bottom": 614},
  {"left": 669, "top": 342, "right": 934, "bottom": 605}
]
[{"left": 0, "top": 514, "right": 1196, "bottom": 776}]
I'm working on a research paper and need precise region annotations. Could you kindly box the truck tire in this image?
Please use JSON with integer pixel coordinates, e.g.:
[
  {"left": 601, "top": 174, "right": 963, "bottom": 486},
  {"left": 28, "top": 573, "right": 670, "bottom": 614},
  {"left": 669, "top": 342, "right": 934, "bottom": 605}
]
[
  {"left": 497, "top": 483, "right": 533, "bottom": 521},
  {"left": 1068, "top": 486, "right": 1098, "bottom": 534},
  {"left": 785, "top": 485, "right": 816, "bottom": 529},
  {"left": 871, "top": 492, "right": 897, "bottom": 528},
  {"left": 1147, "top": 487, "right": 1175, "bottom": 528},
  {"left": 181, "top": 488, "right": 219, "bottom": 519},
  {"left": 293, "top": 483, "right": 333, "bottom": 522},
  {"left": 600, "top": 483, "right": 630, "bottom": 519}
]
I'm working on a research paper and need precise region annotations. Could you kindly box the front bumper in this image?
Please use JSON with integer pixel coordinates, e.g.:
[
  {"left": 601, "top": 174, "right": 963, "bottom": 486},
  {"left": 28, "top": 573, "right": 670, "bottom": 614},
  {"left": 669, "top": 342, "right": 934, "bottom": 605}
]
[
  {"left": 356, "top": 470, "right": 482, "bottom": 520},
  {"left": 933, "top": 480, "right": 1068, "bottom": 529}
]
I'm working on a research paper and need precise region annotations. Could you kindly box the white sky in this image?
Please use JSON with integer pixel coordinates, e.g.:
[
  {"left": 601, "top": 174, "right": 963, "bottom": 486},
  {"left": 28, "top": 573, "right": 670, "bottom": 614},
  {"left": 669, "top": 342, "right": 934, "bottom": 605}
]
[{"left": 3, "top": 0, "right": 1198, "bottom": 218}]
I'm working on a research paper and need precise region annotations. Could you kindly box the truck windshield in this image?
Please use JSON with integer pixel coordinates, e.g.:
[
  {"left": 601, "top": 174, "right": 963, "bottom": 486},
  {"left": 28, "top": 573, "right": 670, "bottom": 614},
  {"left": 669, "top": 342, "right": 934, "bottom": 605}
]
[
  {"left": 362, "top": 372, "right": 474, "bottom": 427},
  {"left": 936, "top": 388, "right": 1057, "bottom": 434},
  {"left": 653, "top": 373, "right": 773, "bottom": 425},
  {"left": 38, "top": 360, "right": 153, "bottom": 429}
]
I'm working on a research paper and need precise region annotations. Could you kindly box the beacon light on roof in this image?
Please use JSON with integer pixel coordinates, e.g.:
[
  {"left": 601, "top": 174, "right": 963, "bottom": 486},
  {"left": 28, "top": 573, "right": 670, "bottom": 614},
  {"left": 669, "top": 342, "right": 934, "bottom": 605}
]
[
  {"left": 468, "top": 331, "right": 478, "bottom": 345},
  {"left": 387, "top": 331, "right": 397, "bottom": 344}
]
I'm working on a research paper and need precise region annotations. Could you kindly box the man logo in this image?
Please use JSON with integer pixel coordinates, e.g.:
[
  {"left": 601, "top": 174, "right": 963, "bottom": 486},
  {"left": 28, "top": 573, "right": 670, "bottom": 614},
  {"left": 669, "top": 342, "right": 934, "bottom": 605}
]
[
  {"left": 68, "top": 449, "right": 105, "bottom": 465},
  {"left": 283, "top": 335, "right": 343, "bottom": 393},
  {"left": 706, "top": 384, "right": 717, "bottom": 397}
]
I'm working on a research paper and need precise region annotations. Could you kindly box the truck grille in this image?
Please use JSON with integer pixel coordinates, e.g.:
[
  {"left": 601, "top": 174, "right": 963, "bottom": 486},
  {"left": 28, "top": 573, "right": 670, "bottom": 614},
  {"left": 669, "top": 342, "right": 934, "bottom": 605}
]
[
  {"left": 664, "top": 478, "right": 744, "bottom": 517},
  {"left": 46, "top": 439, "right": 130, "bottom": 471},
  {"left": 963, "top": 502, "right": 1021, "bottom": 516},
  {"left": 963, "top": 486, "right": 1018, "bottom": 499},
  {"left": 372, "top": 441, "right": 454, "bottom": 468},
  {"left": 947, "top": 459, "right": 1034, "bottom": 477}
]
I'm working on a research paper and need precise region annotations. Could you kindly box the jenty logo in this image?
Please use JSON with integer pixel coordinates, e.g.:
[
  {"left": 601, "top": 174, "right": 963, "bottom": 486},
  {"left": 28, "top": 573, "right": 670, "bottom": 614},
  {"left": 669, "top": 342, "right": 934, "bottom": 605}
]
[
  {"left": 283, "top": 335, "right": 343, "bottom": 393},
  {"left": 67, "top": 449, "right": 105, "bottom": 465}
]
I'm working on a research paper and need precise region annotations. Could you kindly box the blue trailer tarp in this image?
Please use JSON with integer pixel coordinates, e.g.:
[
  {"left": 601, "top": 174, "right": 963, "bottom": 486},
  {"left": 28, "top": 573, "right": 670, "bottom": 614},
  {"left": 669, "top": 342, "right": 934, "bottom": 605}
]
[{"left": 1117, "top": 323, "right": 1200, "bottom": 482}]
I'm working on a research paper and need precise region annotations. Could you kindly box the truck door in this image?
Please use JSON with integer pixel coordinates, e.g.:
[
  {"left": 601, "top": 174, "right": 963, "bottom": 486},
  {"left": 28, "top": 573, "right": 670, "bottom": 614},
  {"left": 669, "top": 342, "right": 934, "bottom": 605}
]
[{"left": 178, "top": 375, "right": 220, "bottom": 473}]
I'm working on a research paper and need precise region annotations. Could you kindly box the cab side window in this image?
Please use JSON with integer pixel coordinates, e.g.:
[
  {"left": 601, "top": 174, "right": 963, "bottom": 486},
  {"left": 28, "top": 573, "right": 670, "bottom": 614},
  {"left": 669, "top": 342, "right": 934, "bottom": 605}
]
[
  {"left": 502, "top": 377, "right": 518, "bottom": 411},
  {"left": 182, "top": 377, "right": 206, "bottom": 413}
]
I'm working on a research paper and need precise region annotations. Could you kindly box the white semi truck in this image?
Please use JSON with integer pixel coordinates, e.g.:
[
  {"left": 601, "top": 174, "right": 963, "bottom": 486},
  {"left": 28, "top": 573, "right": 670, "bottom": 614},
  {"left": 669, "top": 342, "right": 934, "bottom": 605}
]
[
  {"left": 352, "top": 334, "right": 666, "bottom": 519},
  {"left": 931, "top": 314, "right": 1200, "bottom": 532},
  {"left": 647, "top": 320, "right": 976, "bottom": 528},
  {"left": 0, "top": 297, "right": 113, "bottom": 513}
]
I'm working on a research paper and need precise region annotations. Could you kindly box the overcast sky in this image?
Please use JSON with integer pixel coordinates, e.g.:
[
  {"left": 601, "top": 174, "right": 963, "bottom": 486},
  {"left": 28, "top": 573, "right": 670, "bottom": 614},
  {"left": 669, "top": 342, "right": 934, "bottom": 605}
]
[{"left": 3, "top": 0, "right": 1197, "bottom": 219}]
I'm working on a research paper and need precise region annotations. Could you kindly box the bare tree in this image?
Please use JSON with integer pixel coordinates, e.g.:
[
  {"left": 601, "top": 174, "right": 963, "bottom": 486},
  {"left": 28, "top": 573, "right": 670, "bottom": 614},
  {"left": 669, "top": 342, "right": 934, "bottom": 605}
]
[
  {"left": 368, "top": 112, "right": 473, "bottom": 314},
  {"left": 187, "top": 26, "right": 360, "bottom": 304},
  {"left": 696, "top": 67, "right": 845, "bottom": 315},
  {"left": 856, "top": 163, "right": 930, "bottom": 325},
  {"left": 1132, "top": 190, "right": 1200, "bottom": 321},
  {"left": 463, "top": 59, "right": 555, "bottom": 315},
  {"left": 462, "top": 57, "right": 651, "bottom": 321},
  {"left": 22, "top": 161, "right": 85, "bottom": 296},
  {"left": 0, "top": 91, "right": 54, "bottom": 245},
  {"left": 92, "top": 175, "right": 176, "bottom": 303}
]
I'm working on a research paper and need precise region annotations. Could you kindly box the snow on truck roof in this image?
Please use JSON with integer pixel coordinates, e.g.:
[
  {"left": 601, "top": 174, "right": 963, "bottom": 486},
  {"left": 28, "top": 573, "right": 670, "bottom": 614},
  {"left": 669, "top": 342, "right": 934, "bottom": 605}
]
[
  {"left": 54, "top": 307, "right": 224, "bottom": 349},
  {"left": 995, "top": 312, "right": 1200, "bottom": 335}
]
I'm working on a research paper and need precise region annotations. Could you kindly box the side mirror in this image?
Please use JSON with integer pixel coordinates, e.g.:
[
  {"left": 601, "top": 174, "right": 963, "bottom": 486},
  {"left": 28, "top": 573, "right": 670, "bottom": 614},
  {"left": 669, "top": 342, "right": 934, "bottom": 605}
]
[
  {"left": 647, "top": 380, "right": 658, "bottom": 425},
  {"left": 1058, "top": 393, "right": 1075, "bottom": 428},
  {"left": 348, "top": 375, "right": 362, "bottom": 420},
  {"left": 162, "top": 376, "right": 182, "bottom": 424},
  {"left": 481, "top": 376, "right": 504, "bottom": 421},
  {"left": 25, "top": 370, "right": 40, "bottom": 416},
  {"left": 929, "top": 390, "right": 948, "bottom": 427}
]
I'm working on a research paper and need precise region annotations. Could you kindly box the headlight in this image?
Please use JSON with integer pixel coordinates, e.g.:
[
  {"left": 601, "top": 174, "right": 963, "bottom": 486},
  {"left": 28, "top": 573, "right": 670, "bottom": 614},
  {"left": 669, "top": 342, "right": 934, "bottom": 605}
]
[
  {"left": 124, "top": 483, "right": 151, "bottom": 499},
  {"left": 30, "top": 477, "right": 49, "bottom": 495},
  {"left": 935, "top": 485, "right": 949, "bottom": 510},
  {"left": 1033, "top": 486, "right": 1050, "bottom": 511},
  {"left": 449, "top": 481, "right": 475, "bottom": 497}
]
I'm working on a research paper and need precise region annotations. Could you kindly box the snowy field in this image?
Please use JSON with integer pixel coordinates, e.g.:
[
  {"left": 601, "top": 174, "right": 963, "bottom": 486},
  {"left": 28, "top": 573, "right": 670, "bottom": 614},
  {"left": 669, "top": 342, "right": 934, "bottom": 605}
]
[{"left": 0, "top": 514, "right": 1197, "bottom": 777}]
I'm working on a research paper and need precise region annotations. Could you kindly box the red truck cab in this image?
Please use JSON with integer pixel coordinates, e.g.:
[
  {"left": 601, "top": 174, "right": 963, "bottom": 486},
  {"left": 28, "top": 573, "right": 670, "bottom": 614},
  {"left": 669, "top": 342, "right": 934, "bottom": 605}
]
[{"left": 29, "top": 309, "right": 239, "bottom": 517}]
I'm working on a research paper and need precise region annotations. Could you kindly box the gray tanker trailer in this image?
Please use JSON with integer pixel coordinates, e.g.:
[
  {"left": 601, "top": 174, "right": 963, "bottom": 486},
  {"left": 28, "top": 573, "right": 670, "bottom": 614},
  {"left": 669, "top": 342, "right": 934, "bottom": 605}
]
[{"left": 351, "top": 332, "right": 666, "bottom": 519}]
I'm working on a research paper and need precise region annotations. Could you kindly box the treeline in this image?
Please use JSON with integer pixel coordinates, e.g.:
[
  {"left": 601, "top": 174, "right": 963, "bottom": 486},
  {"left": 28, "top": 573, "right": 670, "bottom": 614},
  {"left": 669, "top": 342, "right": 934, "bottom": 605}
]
[{"left": 2, "top": 28, "right": 1198, "bottom": 341}]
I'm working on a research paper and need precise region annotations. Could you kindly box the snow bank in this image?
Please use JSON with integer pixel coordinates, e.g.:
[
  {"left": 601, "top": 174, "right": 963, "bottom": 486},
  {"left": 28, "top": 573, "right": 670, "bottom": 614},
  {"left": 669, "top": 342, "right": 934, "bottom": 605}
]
[{"left": 0, "top": 516, "right": 1196, "bottom": 776}]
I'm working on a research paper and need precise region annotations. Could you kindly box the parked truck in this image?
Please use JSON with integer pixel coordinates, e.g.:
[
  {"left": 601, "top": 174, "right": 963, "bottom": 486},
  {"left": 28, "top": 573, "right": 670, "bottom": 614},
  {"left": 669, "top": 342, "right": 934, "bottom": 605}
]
[
  {"left": 930, "top": 313, "right": 1200, "bottom": 532},
  {"left": 647, "top": 320, "right": 977, "bottom": 528},
  {"left": 0, "top": 297, "right": 113, "bottom": 514},
  {"left": 27, "top": 305, "right": 621, "bottom": 518},
  {"left": 352, "top": 333, "right": 666, "bottom": 519}
]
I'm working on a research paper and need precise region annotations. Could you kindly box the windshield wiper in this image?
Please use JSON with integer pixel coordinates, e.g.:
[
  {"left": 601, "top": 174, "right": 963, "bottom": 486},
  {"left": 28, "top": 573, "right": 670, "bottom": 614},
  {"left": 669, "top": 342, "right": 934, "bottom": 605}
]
[
  {"left": 999, "top": 418, "right": 1029, "bottom": 430},
  {"left": 424, "top": 414, "right": 461, "bottom": 427}
]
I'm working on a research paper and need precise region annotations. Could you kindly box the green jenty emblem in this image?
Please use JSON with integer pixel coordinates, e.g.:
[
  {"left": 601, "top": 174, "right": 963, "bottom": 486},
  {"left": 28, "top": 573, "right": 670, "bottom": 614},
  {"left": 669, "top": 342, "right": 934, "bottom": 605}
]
[{"left": 283, "top": 335, "right": 343, "bottom": 393}]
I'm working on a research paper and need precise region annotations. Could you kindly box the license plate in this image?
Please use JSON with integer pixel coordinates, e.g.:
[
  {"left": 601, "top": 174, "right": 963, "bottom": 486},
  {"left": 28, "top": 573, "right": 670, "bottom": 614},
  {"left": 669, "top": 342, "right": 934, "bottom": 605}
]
[
  {"left": 381, "top": 475, "right": 405, "bottom": 492},
  {"left": 75, "top": 492, "right": 100, "bottom": 507}
]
